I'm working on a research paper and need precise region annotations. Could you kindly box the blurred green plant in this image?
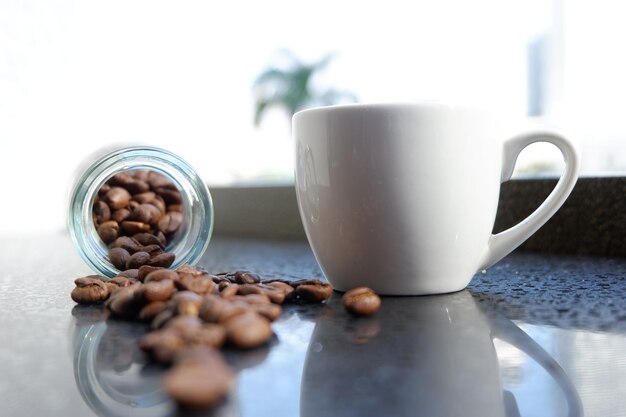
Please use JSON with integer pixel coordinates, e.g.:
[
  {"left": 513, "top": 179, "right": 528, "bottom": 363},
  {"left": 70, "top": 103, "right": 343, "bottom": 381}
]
[{"left": 253, "top": 50, "right": 357, "bottom": 127}]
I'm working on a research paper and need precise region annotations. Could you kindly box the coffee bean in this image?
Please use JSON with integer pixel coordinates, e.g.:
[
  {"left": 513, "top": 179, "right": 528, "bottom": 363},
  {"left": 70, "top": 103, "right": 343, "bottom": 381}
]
[
  {"left": 342, "top": 287, "right": 381, "bottom": 316},
  {"left": 132, "top": 191, "right": 156, "bottom": 204},
  {"left": 111, "top": 208, "right": 131, "bottom": 223},
  {"left": 121, "top": 220, "right": 151, "bottom": 234},
  {"left": 158, "top": 212, "right": 183, "bottom": 235},
  {"left": 152, "top": 308, "right": 176, "bottom": 329},
  {"left": 139, "top": 301, "right": 167, "bottom": 321},
  {"left": 98, "top": 183, "right": 111, "bottom": 196},
  {"left": 109, "top": 236, "right": 142, "bottom": 253},
  {"left": 108, "top": 172, "right": 134, "bottom": 187},
  {"left": 295, "top": 281, "right": 334, "bottom": 302},
  {"left": 118, "top": 268, "right": 139, "bottom": 279},
  {"left": 168, "top": 204, "right": 183, "bottom": 213},
  {"left": 219, "top": 283, "right": 239, "bottom": 298},
  {"left": 143, "top": 279, "right": 175, "bottom": 302},
  {"left": 131, "top": 203, "right": 163, "bottom": 225},
  {"left": 264, "top": 281, "right": 295, "bottom": 301},
  {"left": 147, "top": 171, "right": 172, "bottom": 190},
  {"left": 237, "top": 283, "right": 286, "bottom": 304},
  {"left": 97, "top": 220, "right": 119, "bottom": 244},
  {"left": 126, "top": 251, "right": 151, "bottom": 269},
  {"left": 164, "top": 347, "right": 234, "bottom": 408},
  {"left": 234, "top": 293, "right": 272, "bottom": 305},
  {"left": 108, "top": 247, "right": 130, "bottom": 270},
  {"left": 177, "top": 265, "right": 207, "bottom": 276},
  {"left": 93, "top": 201, "right": 111, "bottom": 224},
  {"left": 133, "top": 232, "right": 165, "bottom": 248},
  {"left": 147, "top": 252, "right": 175, "bottom": 268},
  {"left": 248, "top": 303, "right": 282, "bottom": 322},
  {"left": 234, "top": 271, "right": 261, "bottom": 284},
  {"left": 224, "top": 312, "right": 272, "bottom": 349},
  {"left": 105, "top": 283, "right": 144, "bottom": 318},
  {"left": 144, "top": 269, "right": 179, "bottom": 283},
  {"left": 172, "top": 291, "right": 203, "bottom": 316},
  {"left": 165, "top": 315, "right": 203, "bottom": 334},
  {"left": 123, "top": 179, "right": 149, "bottom": 194},
  {"left": 109, "top": 276, "right": 132, "bottom": 287},
  {"left": 139, "top": 329, "right": 186, "bottom": 364},
  {"left": 104, "top": 187, "right": 132, "bottom": 210},
  {"left": 176, "top": 273, "right": 218, "bottom": 295},
  {"left": 71, "top": 277, "right": 109, "bottom": 304},
  {"left": 181, "top": 324, "right": 226, "bottom": 349},
  {"left": 137, "top": 265, "right": 164, "bottom": 281},
  {"left": 155, "top": 187, "right": 182, "bottom": 205},
  {"left": 199, "top": 296, "right": 247, "bottom": 324},
  {"left": 139, "top": 244, "right": 163, "bottom": 258},
  {"left": 152, "top": 197, "right": 167, "bottom": 214},
  {"left": 155, "top": 231, "right": 167, "bottom": 246}
]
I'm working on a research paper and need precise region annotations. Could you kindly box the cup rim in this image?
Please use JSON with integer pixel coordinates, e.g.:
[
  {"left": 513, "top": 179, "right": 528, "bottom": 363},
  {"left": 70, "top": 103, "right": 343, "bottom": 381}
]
[{"left": 292, "top": 101, "right": 492, "bottom": 121}]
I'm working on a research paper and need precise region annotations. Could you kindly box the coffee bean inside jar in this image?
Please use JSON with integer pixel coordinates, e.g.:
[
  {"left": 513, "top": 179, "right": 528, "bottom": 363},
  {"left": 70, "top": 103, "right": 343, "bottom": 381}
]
[
  {"left": 68, "top": 146, "right": 214, "bottom": 277},
  {"left": 92, "top": 170, "right": 185, "bottom": 272}
]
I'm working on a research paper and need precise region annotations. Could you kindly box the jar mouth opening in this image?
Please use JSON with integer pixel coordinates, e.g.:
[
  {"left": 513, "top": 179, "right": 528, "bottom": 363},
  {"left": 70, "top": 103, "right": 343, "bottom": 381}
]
[{"left": 69, "top": 146, "right": 213, "bottom": 277}]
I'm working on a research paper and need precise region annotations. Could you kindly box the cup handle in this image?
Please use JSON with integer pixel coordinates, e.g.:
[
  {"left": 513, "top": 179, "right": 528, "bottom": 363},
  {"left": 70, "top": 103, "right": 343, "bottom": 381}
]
[
  {"left": 479, "top": 131, "right": 580, "bottom": 270},
  {"left": 491, "top": 315, "right": 583, "bottom": 417}
]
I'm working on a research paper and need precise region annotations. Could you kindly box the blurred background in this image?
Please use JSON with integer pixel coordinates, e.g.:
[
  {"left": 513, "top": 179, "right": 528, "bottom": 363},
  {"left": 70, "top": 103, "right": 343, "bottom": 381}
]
[{"left": 2, "top": 0, "right": 626, "bottom": 236}]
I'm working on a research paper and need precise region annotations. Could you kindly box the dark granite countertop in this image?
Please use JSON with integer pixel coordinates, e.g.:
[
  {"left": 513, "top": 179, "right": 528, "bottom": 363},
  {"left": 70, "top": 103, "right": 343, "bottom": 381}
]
[{"left": 1, "top": 235, "right": 625, "bottom": 417}]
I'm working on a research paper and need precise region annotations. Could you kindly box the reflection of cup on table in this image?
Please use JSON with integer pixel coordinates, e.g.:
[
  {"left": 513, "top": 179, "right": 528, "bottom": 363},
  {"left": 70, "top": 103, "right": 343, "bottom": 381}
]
[
  {"left": 299, "top": 291, "right": 582, "bottom": 417},
  {"left": 294, "top": 103, "right": 579, "bottom": 294}
]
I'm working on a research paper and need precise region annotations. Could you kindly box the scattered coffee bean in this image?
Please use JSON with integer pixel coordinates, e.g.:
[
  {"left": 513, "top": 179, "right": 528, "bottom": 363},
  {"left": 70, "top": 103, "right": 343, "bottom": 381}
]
[
  {"left": 71, "top": 276, "right": 109, "bottom": 304},
  {"left": 139, "top": 301, "right": 167, "bottom": 322},
  {"left": 143, "top": 279, "right": 175, "bottom": 302},
  {"left": 224, "top": 312, "right": 273, "bottom": 349},
  {"left": 137, "top": 265, "right": 164, "bottom": 282},
  {"left": 118, "top": 269, "right": 139, "bottom": 279},
  {"left": 342, "top": 287, "right": 381, "bottom": 316},
  {"left": 219, "top": 282, "right": 239, "bottom": 298},
  {"left": 181, "top": 324, "right": 226, "bottom": 349},
  {"left": 295, "top": 281, "right": 334, "bottom": 302},
  {"left": 199, "top": 296, "right": 247, "bottom": 324},
  {"left": 144, "top": 268, "right": 178, "bottom": 283}
]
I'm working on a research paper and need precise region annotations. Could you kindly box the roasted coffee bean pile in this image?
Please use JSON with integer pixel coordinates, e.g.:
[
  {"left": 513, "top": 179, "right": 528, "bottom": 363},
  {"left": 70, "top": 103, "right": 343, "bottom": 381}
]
[
  {"left": 93, "top": 170, "right": 182, "bottom": 270},
  {"left": 76, "top": 169, "right": 380, "bottom": 409},
  {"left": 70, "top": 266, "right": 336, "bottom": 408}
]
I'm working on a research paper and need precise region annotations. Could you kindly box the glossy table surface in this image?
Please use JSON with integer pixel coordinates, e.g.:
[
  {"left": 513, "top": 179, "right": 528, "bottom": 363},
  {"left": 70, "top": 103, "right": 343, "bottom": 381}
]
[{"left": 1, "top": 234, "right": 625, "bottom": 417}]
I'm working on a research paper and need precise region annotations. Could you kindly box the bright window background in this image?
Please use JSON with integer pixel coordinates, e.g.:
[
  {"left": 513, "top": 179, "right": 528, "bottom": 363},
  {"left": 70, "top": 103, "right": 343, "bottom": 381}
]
[{"left": 1, "top": 0, "right": 625, "bottom": 235}]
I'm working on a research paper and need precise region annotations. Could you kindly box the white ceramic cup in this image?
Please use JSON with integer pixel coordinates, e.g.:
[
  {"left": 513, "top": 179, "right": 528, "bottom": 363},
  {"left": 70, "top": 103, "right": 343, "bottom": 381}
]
[{"left": 293, "top": 102, "right": 580, "bottom": 295}]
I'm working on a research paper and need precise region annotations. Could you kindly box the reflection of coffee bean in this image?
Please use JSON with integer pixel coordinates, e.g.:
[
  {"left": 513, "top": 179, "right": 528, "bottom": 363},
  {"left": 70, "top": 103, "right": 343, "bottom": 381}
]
[
  {"left": 342, "top": 287, "right": 381, "bottom": 316},
  {"left": 164, "top": 347, "right": 234, "bottom": 408}
]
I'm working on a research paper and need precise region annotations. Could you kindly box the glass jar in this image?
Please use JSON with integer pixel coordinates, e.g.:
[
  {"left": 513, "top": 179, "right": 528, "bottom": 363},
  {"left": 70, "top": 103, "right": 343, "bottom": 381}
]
[{"left": 68, "top": 146, "right": 213, "bottom": 277}]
